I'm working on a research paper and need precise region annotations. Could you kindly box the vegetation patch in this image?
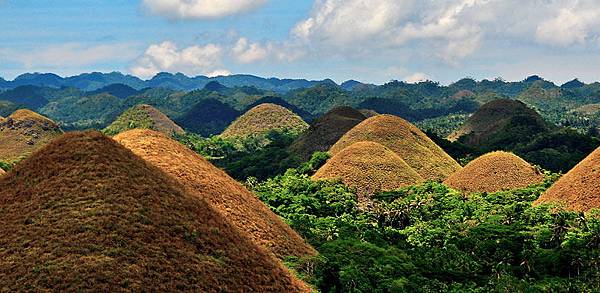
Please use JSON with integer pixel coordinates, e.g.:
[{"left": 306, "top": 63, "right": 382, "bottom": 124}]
[{"left": 103, "top": 104, "right": 184, "bottom": 136}]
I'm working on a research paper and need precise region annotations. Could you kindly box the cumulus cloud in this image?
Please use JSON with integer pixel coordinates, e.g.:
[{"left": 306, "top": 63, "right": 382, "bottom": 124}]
[
  {"left": 535, "top": 2, "right": 600, "bottom": 47},
  {"left": 142, "top": 0, "right": 268, "bottom": 20},
  {"left": 289, "top": 0, "right": 488, "bottom": 62},
  {"left": 232, "top": 38, "right": 268, "bottom": 63},
  {"left": 131, "top": 41, "right": 230, "bottom": 78},
  {"left": 0, "top": 42, "right": 138, "bottom": 69}
]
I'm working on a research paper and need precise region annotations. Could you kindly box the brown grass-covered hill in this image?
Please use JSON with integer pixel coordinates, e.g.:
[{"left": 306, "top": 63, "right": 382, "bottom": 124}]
[
  {"left": 447, "top": 99, "right": 552, "bottom": 148},
  {"left": 0, "top": 109, "right": 63, "bottom": 162},
  {"left": 314, "top": 141, "right": 423, "bottom": 201},
  {"left": 444, "top": 151, "right": 544, "bottom": 193},
  {"left": 289, "top": 106, "right": 367, "bottom": 160},
  {"left": 114, "top": 129, "right": 316, "bottom": 259},
  {"left": 330, "top": 114, "right": 461, "bottom": 181},
  {"left": 534, "top": 147, "right": 600, "bottom": 212},
  {"left": 0, "top": 131, "right": 309, "bottom": 292},
  {"left": 103, "top": 104, "right": 184, "bottom": 136},
  {"left": 221, "top": 103, "right": 309, "bottom": 139}
]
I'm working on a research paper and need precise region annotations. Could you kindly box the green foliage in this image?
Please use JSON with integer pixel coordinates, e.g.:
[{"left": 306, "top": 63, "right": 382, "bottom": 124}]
[
  {"left": 0, "top": 160, "right": 13, "bottom": 171},
  {"left": 254, "top": 171, "right": 600, "bottom": 292},
  {"left": 297, "top": 152, "right": 330, "bottom": 175},
  {"left": 102, "top": 106, "right": 154, "bottom": 136},
  {"left": 176, "top": 130, "right": 307, "bottom": 181}
]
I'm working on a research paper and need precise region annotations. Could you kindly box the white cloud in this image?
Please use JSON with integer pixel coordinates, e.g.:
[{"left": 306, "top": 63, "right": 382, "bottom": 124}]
[
  {"left": 404, "top": 72, "right": 430, "bottom": 83},
  {"left": 142, "top": 0, "right": 268, "bottom": 20},
  {"left": 131, "top": 41, "right": 230, "bottom": 78},
  {"left": 232, "top": 38, "right": 268, "bottom": 63},
  {"left": 535, "top": 2, "right": 600, "bottom": 47}
]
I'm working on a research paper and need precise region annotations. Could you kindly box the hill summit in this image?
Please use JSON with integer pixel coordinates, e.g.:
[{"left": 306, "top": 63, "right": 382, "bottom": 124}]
[
  {"left": 114, "top": 129, "right": 316, "bottom": 259},
  {"left": 448, "top": 99, "right": 551, "bottom": 149},
  {"left": 0, "top": 131, "right": 308, "bottom": 291},
  {"left": 330, "top": 114, "right": 461, "bottom": 180},
  {"left": 444, "top": 151, "right": 544, "bottom": 193},
  {"left": 534, "top": 146, "right": 600, "bottom": 212},
  {"left": 313, "top": 141, "right": 423, "bottom": 202},
  {"left": 221, "top": 103, "right": 309, "bottom": 139},
  {"left": 289, "top": 106, "right": 367, "bottom": 160},
  {"left": 103, "top": 104, "right": 184, "bottom": 136},
  {"left": 0, "top": 109, "right": 63, "bottom": 162}
]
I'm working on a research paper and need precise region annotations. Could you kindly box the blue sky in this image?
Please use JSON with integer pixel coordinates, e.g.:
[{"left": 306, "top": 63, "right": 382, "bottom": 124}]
[{"left": 1, "top": 0, "right": 600, "bottom": 84}]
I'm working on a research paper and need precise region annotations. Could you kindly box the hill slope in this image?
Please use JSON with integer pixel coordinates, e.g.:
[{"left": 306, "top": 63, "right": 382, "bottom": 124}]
[
  {"left": 0, "top": 109, "right": 63, "bottom": 162},
  {"left": 314, "top": 141, "right": 423, "bottom": 201},
  {"left": 534, "top": 147, "right": 600, "bottom": 212},
  {"left": 444, "top": 151, "right": 544, "bottom": 193},
  {"left": 221, "top": 103, "right": 309, "bottom": 139},
  {"left": 448, "top": 99, "right": 552, "bottom": 149},
  {"left": 175, "top": 98, "right": 240, "bottom": 136},
  {"left": 330, "top": 114, "right": 461, "bottom": 180},
  {"left": 103, "top": 104, "right": 184, "bottom": 136},
  {"left": 289, "top": 106, "right": 367, "bottom": 160},
  {"left": 0, "top": 131, "right": 308, "bottom": 291},
  {"left": 114, "top": 129, "right": 316, "bottom": 259}
]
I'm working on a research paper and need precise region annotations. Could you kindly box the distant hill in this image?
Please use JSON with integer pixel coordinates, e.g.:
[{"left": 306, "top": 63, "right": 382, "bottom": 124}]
[
  {"left": 221, "top": 103, "right": 309, "bottom": 139},
  {"left": 175, "top": 99, "right": 240, "bottom": 136},
  {"left": 0, "top": 109, "right": 63, "bottom": 162},
  {"left": 0, "top": 131, "right": 309, "bottom": 291},
  {"left": 103, "top": 104, "right": 184, "bottom": 136},
  {"left": 244, "top": 96, "right": 313, "bottom": 121},
  {"left": 2, "top": 72, "right": 332, "bottom": 92},
  {"left": 448, "top": 99, "right": 553, "bottom": 150},
  {"left": 40, "top": 93, "right": 122, "bottom": 130},
  {"left": 289, "top": 106, "right": 367, "bottom": 160},
  {"left": 88, "top": 83, "right": 139, "bottom": 99}
]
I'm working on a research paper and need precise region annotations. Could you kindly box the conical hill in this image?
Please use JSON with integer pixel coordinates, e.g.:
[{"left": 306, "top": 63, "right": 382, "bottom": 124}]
[{"left": 0, "top": 131, "right": 308, "bottom": 291}]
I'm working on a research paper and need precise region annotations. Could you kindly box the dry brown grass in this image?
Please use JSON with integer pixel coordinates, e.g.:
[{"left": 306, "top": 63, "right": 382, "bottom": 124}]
[
  {"left": 289, "top": 106, "right": 367, "bottom": 160},
  {"left": 314, "top": 141, "right": 423, "bottom": 202},
  {"left": 534, "top": 147, "right": 600, "bottom": 212},
  {"left": 103, "top": 104, "right": 184, "bottom": 136},
  {"left": 0, "top": 109, "right": 63, "bottom": 162},
  {"left": 444, "top": 151, "right": 544, "bottom": 193},
  {"left": 0, "top": 131, "right": 310, "bottom": 292},
  {"left": 221, "top": 103, "right": 308, "bottom": 139},
  {"left": 114, "top": 129, "right": 316, "bottom": 259},
  {"left": 330, "top": 114, "right": 461, "bottom": 181}
]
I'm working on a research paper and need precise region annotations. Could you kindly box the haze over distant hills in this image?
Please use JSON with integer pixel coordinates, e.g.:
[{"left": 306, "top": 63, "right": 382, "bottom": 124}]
[{"left": 0, "top": 72, "right": 340, "bottom": 92}]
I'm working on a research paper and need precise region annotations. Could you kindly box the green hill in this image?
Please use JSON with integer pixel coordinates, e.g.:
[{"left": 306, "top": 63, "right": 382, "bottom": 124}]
[{"left": 103, "top": 104, "right": 184, "bottom": 136}]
